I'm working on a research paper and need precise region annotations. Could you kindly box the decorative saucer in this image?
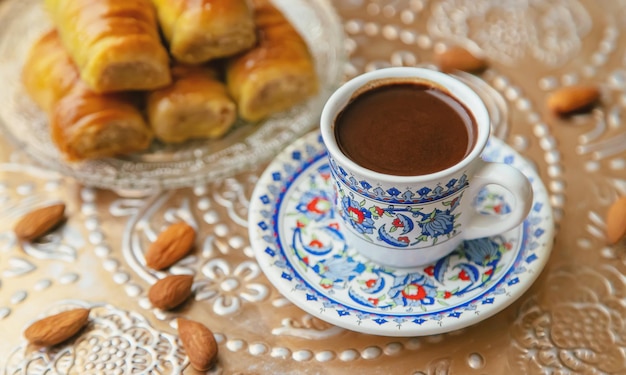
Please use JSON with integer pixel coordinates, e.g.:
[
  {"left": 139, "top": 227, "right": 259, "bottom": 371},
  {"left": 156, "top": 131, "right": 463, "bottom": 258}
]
[{"left": 248, "top": 131, "right": 554, "bottom": 337}]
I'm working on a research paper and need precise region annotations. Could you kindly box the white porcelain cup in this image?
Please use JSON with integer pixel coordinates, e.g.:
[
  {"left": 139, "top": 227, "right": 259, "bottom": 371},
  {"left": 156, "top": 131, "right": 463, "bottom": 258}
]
[{"left": 320, "top": 67, "right": 533, "bottom": 268}]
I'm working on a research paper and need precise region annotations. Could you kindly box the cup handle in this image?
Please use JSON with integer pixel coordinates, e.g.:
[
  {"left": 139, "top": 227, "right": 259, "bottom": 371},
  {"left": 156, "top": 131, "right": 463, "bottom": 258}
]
[{"left": 463, "top": 160, "right": 534, "bottom": 240}]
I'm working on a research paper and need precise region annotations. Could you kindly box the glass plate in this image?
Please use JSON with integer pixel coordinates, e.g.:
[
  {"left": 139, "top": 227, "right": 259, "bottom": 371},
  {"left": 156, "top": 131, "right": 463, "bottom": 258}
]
[{"left": 0, "top": 0, "right": 345, "bottom": 192}]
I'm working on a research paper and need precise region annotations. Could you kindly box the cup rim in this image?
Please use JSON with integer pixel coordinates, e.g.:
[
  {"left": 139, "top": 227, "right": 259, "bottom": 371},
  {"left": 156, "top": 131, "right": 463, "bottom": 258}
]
[{"left": 320, "top": 67, "right": 491, "bottom": 182}]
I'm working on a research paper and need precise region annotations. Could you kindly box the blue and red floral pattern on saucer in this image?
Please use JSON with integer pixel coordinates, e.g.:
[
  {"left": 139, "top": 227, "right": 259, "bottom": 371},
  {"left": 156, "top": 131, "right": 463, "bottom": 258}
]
[{"left": 248, "top": 131, "right": 554, "bottom": 337}]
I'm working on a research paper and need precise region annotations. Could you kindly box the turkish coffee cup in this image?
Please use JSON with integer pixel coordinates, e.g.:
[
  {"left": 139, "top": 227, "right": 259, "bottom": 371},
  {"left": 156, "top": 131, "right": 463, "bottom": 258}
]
[{"left": 320, "top": 67, "right": 533, "bottom": 267}]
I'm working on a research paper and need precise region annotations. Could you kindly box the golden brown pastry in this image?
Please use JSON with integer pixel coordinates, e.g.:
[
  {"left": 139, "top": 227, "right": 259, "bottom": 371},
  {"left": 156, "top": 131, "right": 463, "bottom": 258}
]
[
  {"left": 147, "top": 65, "right": 237, "bottom": 143},
  {"left": 22, "top": 30, "right": 153, "bottom": 161},
  {"left": 225, "top": 0, "right": 318, "bottom": 122},
  {"left": 22, "top": 31, "right": 79, "bottom": 113},
  {"left": 50, "top": 89, "right": 152, "bottom": 161},
  {"left": 151, "top": 0, "right": 256, "bottom": 64},
  {"left": 44, "top": 0, "right": 171, "bottom": 93}
]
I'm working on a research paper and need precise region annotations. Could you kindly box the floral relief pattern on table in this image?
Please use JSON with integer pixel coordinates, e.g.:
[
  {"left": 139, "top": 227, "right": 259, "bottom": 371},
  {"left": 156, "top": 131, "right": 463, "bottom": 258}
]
[
  {"left": 3, "top": 301, "right": 188, "bottom": 374},
  {"left": 109, "top": 188, "right": 270, "bottom": 319},
  {"left": 0, "top": 161, "right": 85, "bottom": 322},
  {"left": 88, "top": 179, "right": 362, "bottom": 365},
  {"left": 571, "top": 75, "right": 626, "bottom": 181},
  {"left": 427, "top": 0, "right": 591, "bottom": 66},
  {"left": 509, "top": 265, "right": 626, "bottom": 374},
  {"left": 0, "top": 271, "right": 81, "bottom": 325},
  {"left": 553, "top": 73, "right": 626, "bottom": 263},
  {"left": 0, "top": 162, "right": 83, "bottom": 264}
]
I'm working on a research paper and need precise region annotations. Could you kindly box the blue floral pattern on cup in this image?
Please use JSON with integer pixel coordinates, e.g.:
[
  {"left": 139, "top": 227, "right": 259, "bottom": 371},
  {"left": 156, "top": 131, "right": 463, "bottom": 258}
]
[
  {"left": 334, "top": 170, "right": 467, "bottom": 249},
  {"left": 337, "top": 187, "right": 465, "bottom": 247},
  {"left": 328, "top": 155, "right": 469, "bottom": 204}
]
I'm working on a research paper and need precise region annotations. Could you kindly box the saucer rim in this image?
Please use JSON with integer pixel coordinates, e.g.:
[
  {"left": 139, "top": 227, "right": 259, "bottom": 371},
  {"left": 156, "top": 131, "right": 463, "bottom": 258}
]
[{"left": 248, "top": 131, "right": 554, "bottom": 337}]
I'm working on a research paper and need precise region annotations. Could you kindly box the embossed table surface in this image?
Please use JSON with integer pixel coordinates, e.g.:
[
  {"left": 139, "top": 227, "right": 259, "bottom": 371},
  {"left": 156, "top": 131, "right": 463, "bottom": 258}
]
[{"left": 2, "top": 0, "right": 626, "bottom": 374}]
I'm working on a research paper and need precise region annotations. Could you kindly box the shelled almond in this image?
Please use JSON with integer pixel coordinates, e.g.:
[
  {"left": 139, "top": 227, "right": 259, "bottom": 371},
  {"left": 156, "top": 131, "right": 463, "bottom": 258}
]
[
  {"left": 145, "top": 222, "right": 195, "bottom": 270},
  {"left": 178, "top": 318, "right": 218, "bottom": 371},
  {"left": 24, "top": 308, "right": 90, "bottom": 346},
  {"left": 435, "top": 46, "right": 488, "bottom": 74},
  {"left": 14, "top": 203, "right": 66, "bottom": 241},
  {"left": 148, "top": 274, "right": 194, "bottom": 310},
  {"left": 547, "top": 85, "right": 600, "bottom": 115},
  {"left": 606, "top": 196, "right": 626, "bottom": 244}
]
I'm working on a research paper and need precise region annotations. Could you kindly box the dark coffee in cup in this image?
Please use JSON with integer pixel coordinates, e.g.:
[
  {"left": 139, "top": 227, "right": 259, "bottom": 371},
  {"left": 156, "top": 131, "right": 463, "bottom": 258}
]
[{"left": 334, "top": 81, "right": 477, "bottom": 176}]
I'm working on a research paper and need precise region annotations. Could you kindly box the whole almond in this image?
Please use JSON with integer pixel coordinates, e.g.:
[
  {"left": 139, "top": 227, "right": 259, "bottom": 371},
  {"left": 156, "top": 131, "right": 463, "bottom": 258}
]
[
  {"left": 435, "top": 46, "right": 488, "bottom": 74},
  {"left": 148, "top": 274, "right": 194, "bottom": 310},
  {"left": 606, "top": 196, "right": 626, "bottom": 244},
  {"left": 178, "top": 318, "right": 218, "bottom": 371},
  {"left": 145, "top": 222, "right": 195, "bottom": 270},
  {"left": 547, "top": 85, "right": 600, "bottom": 115},
  {"left": 24, "top": 308, "right": 90, "bottom": 346},
  {"left": 14, "top": 203, "right": 66, "bottom": 241}
]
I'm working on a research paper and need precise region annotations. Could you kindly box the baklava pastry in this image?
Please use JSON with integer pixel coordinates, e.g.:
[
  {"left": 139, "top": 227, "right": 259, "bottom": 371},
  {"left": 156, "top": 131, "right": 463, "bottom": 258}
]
[
  {"left": 151, "top": 0, "right": 256, "bottom": 64},
  {"left": 226, "top": 0, "right": 318, "bottom": 122},
  {"left": 22, "top": 30, "right": 153, "bottom": 161},
  {"left": 45, "top": 0, "right": 171, "bottom": 93},
  {"left": 147, "top": 65, "right": 237, "bottom": 143},
  {"left": 51, "top": 89, "right": 153, "bottom": 161},
  {"left": 22, "top": 30, "right": 79, "bottom": 113}
]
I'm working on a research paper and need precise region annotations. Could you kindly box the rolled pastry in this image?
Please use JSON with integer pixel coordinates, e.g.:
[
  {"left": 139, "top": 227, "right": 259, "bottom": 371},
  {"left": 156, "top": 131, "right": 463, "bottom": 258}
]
[
  {"left": 22, "top": 31, "right": 79, "bottom": 113},
  {"left": 22, "top": 30, "right": 153, "bottom": 161},
  {"left": 226, "top": 0, "right": 318, "bottom": 122},
  {"left": 147, "top": 65, "right": 237, "bottom": 143},
  {"left": 151, "top": 0, "right": 256, "bottom": 64},
  {"left": 45, "top": 0, "right": 171, "bottom": 93}
]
